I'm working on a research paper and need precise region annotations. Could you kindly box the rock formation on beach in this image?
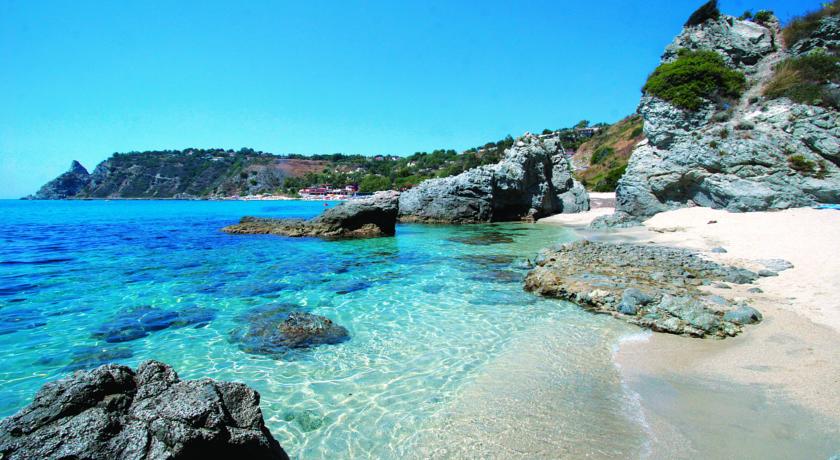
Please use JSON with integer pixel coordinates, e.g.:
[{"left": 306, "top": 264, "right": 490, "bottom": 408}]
[
  {"left": 28, "top": 161, "right": 91, "bottom": 200},
  {"left": 524, "top": 240, "right": 764, "bottom": 338},
  {"left": 0, "top": 361, "right": 287, "bottom": 460},
  {"left": 596, "top": 7, "right": 840, "bottom": 227},
  {"left": 399, "top": 133, "right": 589, "bottom": 223},
  {"left": 224, "top": 191, "right": 400, "bottom": 239}
]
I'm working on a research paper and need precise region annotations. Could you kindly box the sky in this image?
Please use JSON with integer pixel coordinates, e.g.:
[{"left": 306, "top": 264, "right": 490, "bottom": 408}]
[{"left": 0, "top": 0, "right": 825, "bottom": 198}]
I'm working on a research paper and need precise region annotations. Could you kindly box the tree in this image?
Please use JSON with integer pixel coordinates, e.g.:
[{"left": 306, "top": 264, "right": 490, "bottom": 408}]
[
  {"left": 359, "top": 175, "right": 392, "bottom": 193},
  {"left": 575, "top": 120, "right": 590, "bottom": 129}
]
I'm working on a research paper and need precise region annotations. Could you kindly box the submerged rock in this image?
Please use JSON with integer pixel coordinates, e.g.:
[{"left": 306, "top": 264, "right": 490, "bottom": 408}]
[
  {"left": 0, "top": 361, "right": 287, "bottom": 460},
  {"left": 399, "top": 133, "right": 589, "bottom": 223},
  {"left": 230, "top": 308, "right": 349, "bottom": 357},
  {"left": 223, "top": 191, "right": 399, "bottom": 239},
  {"left": 91, "top": 306, "right": 217, "bottom": 343},
  {"left": 524, "top": 240, "right": 761, "bottom": 338}
]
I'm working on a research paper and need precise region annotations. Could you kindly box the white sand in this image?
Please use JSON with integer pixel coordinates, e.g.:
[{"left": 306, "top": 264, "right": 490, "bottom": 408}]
[
  {"left": 538, "top": 192, "right": 615, "bottom": 227},
  {"left": 540, "top": 204, "right": 840, "bottom": 421}
]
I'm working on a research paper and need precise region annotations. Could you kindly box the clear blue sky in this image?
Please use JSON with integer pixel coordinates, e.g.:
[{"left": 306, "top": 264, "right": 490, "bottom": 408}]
[{"left": 0, "top": 0, "right": 824, "bottom": 197}]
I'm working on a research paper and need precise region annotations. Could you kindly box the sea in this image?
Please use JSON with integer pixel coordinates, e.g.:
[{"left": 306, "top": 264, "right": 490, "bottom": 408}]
[{"left": 0, "top": 200, "right": 835, "bottom": 458}]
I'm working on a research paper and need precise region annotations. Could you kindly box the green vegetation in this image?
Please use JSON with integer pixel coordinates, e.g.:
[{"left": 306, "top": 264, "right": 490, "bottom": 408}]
[
  {"left": 574, "top": 115, "right": 643, "bottom": 192},
  {"left": 788, "top": 154, "right": 817, "bottom": 174},
  {"left": 764, "top": 50, "right": 840, "bottom": 109},
  {"left": 753, "top": 10, "right": 774, "bottom": 25},
  {"left": 685, "top": 0, "right": 720, "bottom": 27},
  {"left": 643, "top": 50, "right": 746, "bottom": 111},
  {"left": 782, "top": 0, "right": 840, "bottom": 47}
]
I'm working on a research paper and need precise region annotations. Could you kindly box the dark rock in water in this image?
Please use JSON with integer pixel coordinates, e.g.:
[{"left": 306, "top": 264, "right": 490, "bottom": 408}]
[
  {"left": 230, "top": 309, "right": 349, "bottom": 357},
  {"left": 447, "top": 232, "right": 515, "bottom": 245},
  {"left": 723, "top": 305, "right": 763, "bottom": 325},
  {"left": 223, "top": 191, "right": 400, "bottom": 239},
  {"left": 63, "top": 346, "right": 134, "bottom": 372},
  {"left": 0, "top": 309, "right": 47, "bottom": 336},
  {"left": 524, "top": 240, "right": 761, "bottom": 338},
  {"left": 456, "top": 254, "right": 517, "bottom": 267},
  {"left": 398, "top": 133, "right": 589, "bottom": 223},
  {"left": 333, "top": 281, "right": 373, "bottom": 295},
  {"left": 92, "top": 306, "right": 217, "bottom": 343},
  {"left": 282, "top": 409, "right": 329, "bottom": 432},
  {"left": 26, "top": 161, "right": 91, "bottom": 200},
  {"left": 468, "top": 270, "right": 523, "bottom": 284},
  {"left": 421, "top": 284, "right": 444, "bottom": 294},
  {"left": 0, "top": 361, "right": 288, "bottom": 460}
]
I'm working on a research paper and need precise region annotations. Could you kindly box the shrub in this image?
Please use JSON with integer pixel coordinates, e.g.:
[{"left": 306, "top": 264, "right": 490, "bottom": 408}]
[
  {"left": 709, "top": 140, "right": 719, "bottom": 149},
  {"left": 644, "top": 50, "right": 746, "bottom": 111},
  {"left": 753, "top": 10, "right": 774, "bottom": 25},
  {"left": 685, "top": 0, "right": 720, "bottom": 27},
  {"left": 630, "top": 126, "right": 644, "bottom": 138},
  {"left": 788, "top": 154, "right": 816, "bottom": 174},
  {"left": 591, "top": 146, "right": 614, "bottom": 165},
  {"left": 764, "top": 51, "right": 840, "bottom": 109},
  {"left": 736, "top": 121, "right": 755, "bottom": 130},
  {"left": 593, "top": 165, "right": 627, "bottom": 192},
  {"left": 719, "top": 129, "right": 729, "bottom": 139},
  {"left": 739, "top": 11, "right": 753, "bottom": 20},
  {"left": 359, "top": 175, "right": 392, "bottom": 193},
  {"left": 783, "top": 1, "right": 840, "bottom": 47}
]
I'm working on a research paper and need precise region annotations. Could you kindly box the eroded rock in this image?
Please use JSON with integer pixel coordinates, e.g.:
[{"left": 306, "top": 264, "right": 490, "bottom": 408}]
[{"left": 524, "top": 240, "right": 761, "bottom": 338}]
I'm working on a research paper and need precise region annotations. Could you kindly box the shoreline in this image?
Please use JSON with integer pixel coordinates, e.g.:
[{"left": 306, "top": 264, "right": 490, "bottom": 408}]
[{"left": 539, "top": 196, "right": 840, "bottom": 453}]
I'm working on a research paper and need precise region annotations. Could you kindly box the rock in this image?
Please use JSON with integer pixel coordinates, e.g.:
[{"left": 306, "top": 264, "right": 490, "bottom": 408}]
[
  {"left": 91, "top": 306, "right": 217, "bottom": 343},
  {"left": 26, "top": 161, "right": 91, "bottom": 200},
  {"left": 597, "top": 15, "right": 840, "bottom": 227},
  {"left": 747, "top": 287, "right": 764, "bottom": 293},
  {"left": 524, "top": 240, "right": 761, "bottom": 338},
  {"left": 723, "top": 305, "right": 763, "bottom": 325},
  {"left": 711, "top": 247, "right": 728, "bottom": 253},
  {"left": 789, "top": 16, "right": 840, "bottom": 56},
  {"left": 758, "top": 269, "right": 778, "bottom": 277},
  {"left": 398, "top": 133, "right": 589, "bottom": 223},
  {"left": 757, "top": 258, "right": 794, "bottom": 272},
  {"left": 223, "top": 191, "right": 400, "bottom": 239},
  {"left": 230, "top": 308, "right": 349, "bottom": 357},
  {"left": 0, "top": 361, "right": 287, "bottom": 460}
]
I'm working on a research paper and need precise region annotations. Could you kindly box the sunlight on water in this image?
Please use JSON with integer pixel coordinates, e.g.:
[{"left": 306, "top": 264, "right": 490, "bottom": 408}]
[{"left": 0, "top": 200, "right": 646, "bottom": 458}]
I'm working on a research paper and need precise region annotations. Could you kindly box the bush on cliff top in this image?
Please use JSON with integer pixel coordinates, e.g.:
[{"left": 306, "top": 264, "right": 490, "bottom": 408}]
[
  {"left": 783, "top": 0, "right": 840, "bottom": 47},
  {"left": 643, "top": 50, "right": 746, "bottom": 111},
  {"left": 685, "top": 0, "right": 720, "bottom": 27},
  {"left": 764, "top": 50, "right": 840, "bottom": 109}
]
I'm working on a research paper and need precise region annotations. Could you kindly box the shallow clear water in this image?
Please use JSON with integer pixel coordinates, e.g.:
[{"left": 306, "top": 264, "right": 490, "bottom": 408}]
[{"left": 0, "top": 200, "right": 645, "bottom": 458}]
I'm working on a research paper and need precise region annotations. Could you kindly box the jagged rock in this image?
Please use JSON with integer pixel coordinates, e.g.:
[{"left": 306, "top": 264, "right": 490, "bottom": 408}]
[
  {"left": 398, "top": 133, "right": 589, "bottom": 223},
  {"left": 790, "top": 16, "right": 840, "bottom": 56},
  {"left": 597, "top": 14, "right": 840, "bottom": 227},
  {"left": 223, "top": 191, "right": 399, "bottom": 239},
  {"left": 524, "top": 240, "right": 760, "bottom": 338},
  {"left": 0, "top": 361, "right": 287, "bottom": 460},
  {"left": 28, "top": 161, "right": 91, "bottom": 199}
]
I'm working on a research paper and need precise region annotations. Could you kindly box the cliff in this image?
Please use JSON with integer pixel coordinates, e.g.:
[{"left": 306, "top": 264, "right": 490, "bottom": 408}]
[{"left": 596, "top": 3, "right": 840, "bottom": 227}]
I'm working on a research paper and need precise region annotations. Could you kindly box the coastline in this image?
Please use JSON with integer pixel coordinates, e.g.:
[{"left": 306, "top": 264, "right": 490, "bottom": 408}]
[{"left": 539, "top": 196, "right": 840, "bottom": 454}]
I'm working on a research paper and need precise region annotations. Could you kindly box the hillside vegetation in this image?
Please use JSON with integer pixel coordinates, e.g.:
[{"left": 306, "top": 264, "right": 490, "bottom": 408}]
[{"left": 573, "top": 115, "right": 644, "bottom": 192}]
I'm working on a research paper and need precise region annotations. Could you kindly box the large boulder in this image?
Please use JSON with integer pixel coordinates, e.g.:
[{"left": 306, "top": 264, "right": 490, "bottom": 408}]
[
  {"left": 223, "top": 190, "right": 400, "bottom": 239},
  {"left": 524, "top": 240, "right": 761, "bottom": 338},
  {"left": 595, "top": 14, "right": 840, "bottom": 227},
  {"left": 398, "top": 133, "right": 589, "bottom": 223},
  {"left": 27, "top": 161, "right": 91, "bottom": 200},
  {"left": 0, "top": 361, "right": 287, "bottom": 460},
  {"left": 230, "top": 310, "right": 350, "bottom": 358}
]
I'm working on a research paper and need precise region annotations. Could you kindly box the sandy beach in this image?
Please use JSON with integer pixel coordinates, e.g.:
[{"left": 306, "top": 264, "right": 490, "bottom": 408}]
[{"left": 540, "top": 194, "right": 840, "bottom": 455}]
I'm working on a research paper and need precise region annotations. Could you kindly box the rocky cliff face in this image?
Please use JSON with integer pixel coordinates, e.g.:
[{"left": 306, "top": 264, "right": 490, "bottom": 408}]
[
  {"left": 597, "top": 14, "right": 840, "bottom": 227},
  {"left": 29, "top": 161, "right": 91, "bottom": 199},
  {"left": 399, "top": 133, "right": 589, "bottom": 223}
]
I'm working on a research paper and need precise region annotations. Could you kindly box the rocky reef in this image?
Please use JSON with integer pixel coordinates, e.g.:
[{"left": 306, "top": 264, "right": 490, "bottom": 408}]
[
  {"left": 0, "top": 361, "right": 287, "bottom": 460},
  {"left": 223, "top": 191, "right": 399, "bottom": 239},
  {"left": 27, "top": 161, "right": 91, "bottom": 200},
  {"left": 524, "top": 240, "right": 764, "bottom": 338},
  {"left": 399, "top": 133, "right": 589, "bottom": 223},
  {"left": 596, "top": 12, "right": 840, "bottom": 227}
]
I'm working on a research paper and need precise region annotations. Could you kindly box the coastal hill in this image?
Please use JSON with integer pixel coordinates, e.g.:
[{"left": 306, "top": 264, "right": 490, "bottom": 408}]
[
  {"left": 26, "top": 125, "right": 600, "bottom": 200},
  {"left": 597, "top": 0, "right": 840, "bottom": 227}
]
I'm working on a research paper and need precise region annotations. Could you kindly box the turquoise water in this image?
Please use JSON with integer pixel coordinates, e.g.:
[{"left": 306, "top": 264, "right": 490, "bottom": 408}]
[{"left": 0, "top": 200, "right": 645, "bottom": 457}]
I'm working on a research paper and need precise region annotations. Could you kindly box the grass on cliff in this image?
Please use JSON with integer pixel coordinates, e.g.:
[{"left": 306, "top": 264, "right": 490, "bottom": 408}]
[
  {"left": 764, "top": 50, "right": 840, "bottom": 109},
  {"left": 574, "top": 115, "right": 643, "bottom": 192},
  {"left": 643, "top": 50, "right": 746, "bottom": 111},
  {"left": 782, "top": 0, "right": 840, "bottom": 47}
]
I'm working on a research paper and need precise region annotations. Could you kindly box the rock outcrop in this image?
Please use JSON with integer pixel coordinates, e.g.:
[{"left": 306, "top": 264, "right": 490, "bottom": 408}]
[
  {"left": 28, "top": 161, "right": 91, "bottom": 199},
  {"left": 595, "top": 14, "right": 840, "bottom": 227},
  {"left": 0, "top": 361, "right": 287, "bottom": 460},
  {"left": 223, "top": 191, "right": 400, "bottom": 239},
  {"left": 524, "top": 240, "right": 762, "bottom": 338},
  {"left": 398, "top": 133, "right": 589, "bottom": 223}
]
